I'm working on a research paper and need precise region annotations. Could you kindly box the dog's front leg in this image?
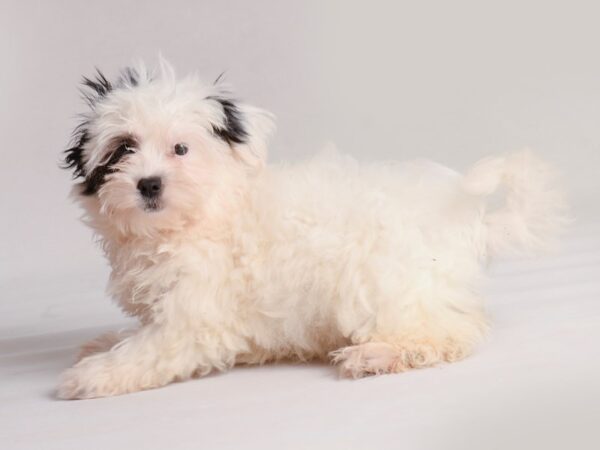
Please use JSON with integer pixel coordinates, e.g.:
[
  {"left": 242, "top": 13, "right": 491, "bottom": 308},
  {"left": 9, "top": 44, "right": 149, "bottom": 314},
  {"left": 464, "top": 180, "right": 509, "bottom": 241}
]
[
  {"left": 75, "top": 329, "right": 135, "bottom": 362},
  {"left": 57, "top": 323, "right": 218, "bottom": 400}
]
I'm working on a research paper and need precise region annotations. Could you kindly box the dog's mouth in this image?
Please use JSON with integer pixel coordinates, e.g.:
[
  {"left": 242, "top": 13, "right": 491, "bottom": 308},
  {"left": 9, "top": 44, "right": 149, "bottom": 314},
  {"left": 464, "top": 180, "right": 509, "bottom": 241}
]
[{"left": 142, "top": 198, "right": 163, "bottom": 212}]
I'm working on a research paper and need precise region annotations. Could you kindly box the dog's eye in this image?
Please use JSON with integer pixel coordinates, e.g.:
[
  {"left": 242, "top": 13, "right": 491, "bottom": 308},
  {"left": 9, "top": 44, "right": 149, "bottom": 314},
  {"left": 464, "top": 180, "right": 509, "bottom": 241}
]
[{"left": 174, "top": 143, "right": 188, "bottom": 156}]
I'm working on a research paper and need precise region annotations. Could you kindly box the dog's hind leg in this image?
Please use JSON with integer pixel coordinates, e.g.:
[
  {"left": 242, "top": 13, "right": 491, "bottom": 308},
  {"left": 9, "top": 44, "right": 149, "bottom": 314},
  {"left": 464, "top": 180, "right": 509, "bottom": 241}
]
[
  {"left": 330, "top": 334, "right": 476, "bottom": 378},
  {"left": 330, "top": 288, "right": 489, "bottom": 378}
]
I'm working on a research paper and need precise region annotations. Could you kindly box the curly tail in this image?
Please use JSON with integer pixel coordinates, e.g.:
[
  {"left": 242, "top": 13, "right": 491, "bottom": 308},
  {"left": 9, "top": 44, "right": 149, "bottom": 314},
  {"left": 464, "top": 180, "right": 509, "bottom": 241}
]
[{"left": 462, "top": 149, "right": 569, "bottom": 256}]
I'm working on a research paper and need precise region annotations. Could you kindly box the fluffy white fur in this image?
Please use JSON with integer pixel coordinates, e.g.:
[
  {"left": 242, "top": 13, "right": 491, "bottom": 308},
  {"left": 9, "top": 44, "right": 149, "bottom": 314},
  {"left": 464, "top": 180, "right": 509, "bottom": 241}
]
[{"left": 58, "top": 61, "right": 567, "bottom": 399}]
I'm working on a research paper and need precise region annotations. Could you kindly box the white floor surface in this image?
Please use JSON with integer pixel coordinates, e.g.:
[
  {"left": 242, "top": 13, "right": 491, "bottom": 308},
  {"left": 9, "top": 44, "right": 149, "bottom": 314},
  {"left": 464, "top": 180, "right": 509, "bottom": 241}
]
[{"left": 1, "top": 216, "right": 599, "bottom": 450}]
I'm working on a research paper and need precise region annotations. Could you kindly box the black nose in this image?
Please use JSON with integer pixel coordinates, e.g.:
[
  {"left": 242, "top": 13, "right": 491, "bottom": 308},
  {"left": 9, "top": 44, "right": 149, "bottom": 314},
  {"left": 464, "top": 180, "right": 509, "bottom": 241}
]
[{"left": 137, "top": 177, "right": 162, "bottom": 198}]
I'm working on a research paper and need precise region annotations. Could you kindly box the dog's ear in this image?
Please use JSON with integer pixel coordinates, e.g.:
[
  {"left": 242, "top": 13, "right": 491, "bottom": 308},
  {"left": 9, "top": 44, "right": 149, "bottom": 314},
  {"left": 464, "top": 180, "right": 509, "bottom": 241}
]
[
  {"left": 64, "top": 126, "right": 89, "bottom": 180},
  {"left": 209, "top": 96, "right": 275, "bottom": 170},
  {"left": 63, "top": 69, "right": 115, "bottom": 182}
]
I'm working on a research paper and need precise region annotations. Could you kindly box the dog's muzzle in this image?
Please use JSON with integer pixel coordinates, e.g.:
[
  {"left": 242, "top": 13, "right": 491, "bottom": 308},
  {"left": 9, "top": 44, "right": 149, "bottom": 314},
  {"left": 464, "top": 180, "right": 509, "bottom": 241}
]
[{"left": 137, "top": 176, "right": 162, "bottom": 211}]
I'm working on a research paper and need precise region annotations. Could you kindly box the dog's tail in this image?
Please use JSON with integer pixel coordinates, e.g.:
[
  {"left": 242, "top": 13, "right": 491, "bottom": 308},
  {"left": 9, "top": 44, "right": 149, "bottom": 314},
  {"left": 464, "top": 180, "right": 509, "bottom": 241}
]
[{"left": 462, "top": 149, "right": 569, "bottom": 256}]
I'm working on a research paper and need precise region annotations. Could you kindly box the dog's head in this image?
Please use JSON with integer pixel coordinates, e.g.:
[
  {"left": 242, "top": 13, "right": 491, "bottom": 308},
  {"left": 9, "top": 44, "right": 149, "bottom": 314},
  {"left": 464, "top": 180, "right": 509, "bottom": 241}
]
[{"left": 63, "top": 60, "right": 274, "bottom": 235}]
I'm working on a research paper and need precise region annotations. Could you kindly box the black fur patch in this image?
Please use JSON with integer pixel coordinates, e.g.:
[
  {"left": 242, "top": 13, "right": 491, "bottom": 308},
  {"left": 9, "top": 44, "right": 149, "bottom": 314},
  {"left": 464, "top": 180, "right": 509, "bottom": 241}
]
[
  {"left": 120, "top": 66, "right": 140, "bottom": 87},
  {"left": 81, "top": 69, "right": 113, "bottom": 107},
  {"left": 82, "top": 143, "right": 134, "bottom": 195},
  {"left": 63, "top": 67, "right": 141, "bottom": 194},
  {"left": 209, "top": 97, "right": 248, "bottom": 145},
  {"left": 63, "top": 124, "right": 90, "bottom": 179}
]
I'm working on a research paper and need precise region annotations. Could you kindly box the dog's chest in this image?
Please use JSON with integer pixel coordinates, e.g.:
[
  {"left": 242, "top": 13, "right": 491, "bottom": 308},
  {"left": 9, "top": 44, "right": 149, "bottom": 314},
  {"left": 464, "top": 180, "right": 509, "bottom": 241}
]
[{"left": 105, "top": 239, "right": 185, "bottom": 319}]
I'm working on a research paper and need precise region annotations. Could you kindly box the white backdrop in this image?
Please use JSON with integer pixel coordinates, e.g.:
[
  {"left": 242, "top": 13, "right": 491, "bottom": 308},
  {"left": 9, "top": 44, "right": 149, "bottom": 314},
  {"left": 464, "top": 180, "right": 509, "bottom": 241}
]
[
  {"left": 1, "top": 2, "right": 599, "bottom": 449},
  {"left": 1, "top": 0, "right": 599, "bottom": 283}
]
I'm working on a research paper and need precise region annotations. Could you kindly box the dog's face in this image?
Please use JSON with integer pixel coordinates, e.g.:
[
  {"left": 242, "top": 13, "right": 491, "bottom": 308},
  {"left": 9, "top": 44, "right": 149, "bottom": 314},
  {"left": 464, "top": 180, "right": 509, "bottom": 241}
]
[{"left": 64, "top": 62, "right": 274, "bottom": 235}]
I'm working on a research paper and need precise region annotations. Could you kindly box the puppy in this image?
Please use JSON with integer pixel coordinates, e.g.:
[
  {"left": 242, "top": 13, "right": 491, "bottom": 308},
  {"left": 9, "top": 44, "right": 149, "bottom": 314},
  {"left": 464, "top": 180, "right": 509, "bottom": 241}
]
[{"left": 58, "top": 60, "right": 567, "bottom": 399}]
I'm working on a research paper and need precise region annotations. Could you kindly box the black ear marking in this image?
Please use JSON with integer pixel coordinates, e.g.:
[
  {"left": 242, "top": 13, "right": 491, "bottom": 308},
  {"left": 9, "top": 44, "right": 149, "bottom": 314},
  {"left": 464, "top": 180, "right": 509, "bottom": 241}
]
[
  {"left": 81, "top": 67, "right": 142, "bottom": 106},
  {"left": 63, "top": 123, "right": 90, "bottom": 179},
  {"left": 64, "top": 69, "right": 113, "bottom": 181},
  {"left": 208, "top": 97, "right": 248, "bottom": 145},
  {"left": 63, "top": 67, "right": 142, "bottom": 193},
  {"left": 120, "top": 66, "right": 140, "bottom": 87},
  {"left": 81, "top": 69, "right": 113, "bottom": 106}
]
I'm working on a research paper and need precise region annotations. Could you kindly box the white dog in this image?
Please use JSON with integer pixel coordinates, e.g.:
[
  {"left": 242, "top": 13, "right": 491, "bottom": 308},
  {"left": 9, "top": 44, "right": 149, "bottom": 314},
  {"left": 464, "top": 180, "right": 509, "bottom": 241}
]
[{"left": 58, "top": 60, "right": 566, "bottom": 399}]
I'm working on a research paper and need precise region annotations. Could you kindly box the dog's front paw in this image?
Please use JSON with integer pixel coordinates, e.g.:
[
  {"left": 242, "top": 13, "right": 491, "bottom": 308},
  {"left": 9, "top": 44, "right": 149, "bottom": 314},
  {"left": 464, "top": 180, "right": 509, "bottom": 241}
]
[
  {"left": 56, "top": 358, "right": 126, "bottom": 400},
  {"left": 57, "top": 366, "right": 100, "bottom": 400}
]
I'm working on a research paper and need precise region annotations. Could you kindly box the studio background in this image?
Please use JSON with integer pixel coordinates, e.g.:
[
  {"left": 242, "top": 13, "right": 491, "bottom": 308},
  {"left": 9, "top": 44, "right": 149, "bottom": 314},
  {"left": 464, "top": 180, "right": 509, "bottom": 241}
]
[{"left": 1, "top": 1, "right": 598, "bottom": 449}]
